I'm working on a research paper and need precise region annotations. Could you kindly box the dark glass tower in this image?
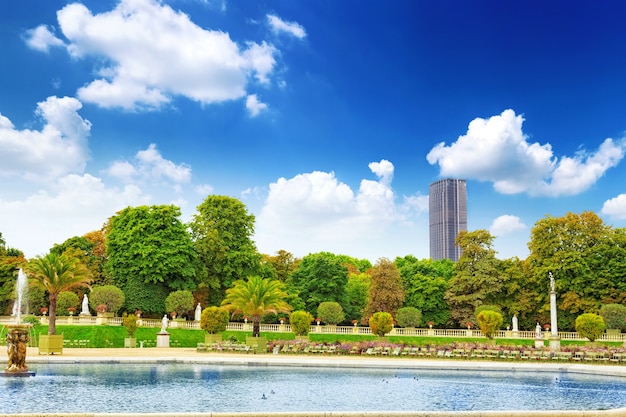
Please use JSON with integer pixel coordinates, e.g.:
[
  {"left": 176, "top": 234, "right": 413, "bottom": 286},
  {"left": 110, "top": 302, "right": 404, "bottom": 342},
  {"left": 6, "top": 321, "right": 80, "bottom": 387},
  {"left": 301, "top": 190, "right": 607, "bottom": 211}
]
[{"left": 429, "top": 179, "right": 467, "bottom": 262}]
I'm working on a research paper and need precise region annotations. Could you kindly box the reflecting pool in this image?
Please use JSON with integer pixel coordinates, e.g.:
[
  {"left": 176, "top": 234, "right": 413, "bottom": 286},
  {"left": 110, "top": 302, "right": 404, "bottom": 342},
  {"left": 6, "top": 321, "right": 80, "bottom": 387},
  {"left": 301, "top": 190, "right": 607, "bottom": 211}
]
[{"left": 2, "top": 364, "right": 626, "bottom": 413}]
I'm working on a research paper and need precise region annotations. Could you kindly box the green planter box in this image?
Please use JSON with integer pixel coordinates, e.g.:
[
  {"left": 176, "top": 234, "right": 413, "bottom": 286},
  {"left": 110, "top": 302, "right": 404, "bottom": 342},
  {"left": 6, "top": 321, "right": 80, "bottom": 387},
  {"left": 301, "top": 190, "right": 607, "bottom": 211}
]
[
  {"left": 39, "top": 334, "right": 64, "bottom": 355},
  {"left": 205, "top": 333, "right": 223, "bottom": 344},
  {"left": 246, "top": 336, "right": 267, "bottom": 353},
  {"left": 124, "top": 337, "right": 137, "bottom": 348}
]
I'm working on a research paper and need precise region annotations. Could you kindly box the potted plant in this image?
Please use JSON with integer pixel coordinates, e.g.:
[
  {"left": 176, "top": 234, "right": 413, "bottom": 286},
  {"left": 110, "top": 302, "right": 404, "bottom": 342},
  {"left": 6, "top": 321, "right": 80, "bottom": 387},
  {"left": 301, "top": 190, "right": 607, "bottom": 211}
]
[
  {"left": 200, "top": 306, "right": 230, "bottom": 344},
  {"left": 369, "top": 312, "right": 393, "bottom": 338},
  {"left": 476, "top": 310, "right": 503, "bottom": 341},
  {"left": 290, "top": 310, "right": 313, "bottom": 340},
  {"left": 123, "top": 313, "right": 138, "bottom": 348}
]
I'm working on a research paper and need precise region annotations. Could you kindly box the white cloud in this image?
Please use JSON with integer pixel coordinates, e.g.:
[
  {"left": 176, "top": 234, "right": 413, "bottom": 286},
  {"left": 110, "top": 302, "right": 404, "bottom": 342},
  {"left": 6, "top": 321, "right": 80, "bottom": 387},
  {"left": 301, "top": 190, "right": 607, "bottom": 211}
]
[
  {"left": 47, "top": 0, "right": 279, "bottom": 110},
  {"left": 426, "top": 109, "right": 626, "bottom": 197},
  {"left": 267, "top": 14, "right": 306, "bottom": 39},
  {"left": 0, "top": 96, "right": 91, "bottom": 181},
  {"left": 246, "top": 94, "right": 268, "bottom": 117},
  {"left": 489, "top": 215, "right": 527, "bottom": 236},
  {"left": 254, "top": 160, "right": 427, "bottom": 261},
  {"left": 601, "top": 194, "right": 626, "bottom": 220},
  {"left": 23, "top": 25, "right": 65, "bottom": 52},
  {"left": 106, "top": 143, "right": 191, "bottom": 185}
]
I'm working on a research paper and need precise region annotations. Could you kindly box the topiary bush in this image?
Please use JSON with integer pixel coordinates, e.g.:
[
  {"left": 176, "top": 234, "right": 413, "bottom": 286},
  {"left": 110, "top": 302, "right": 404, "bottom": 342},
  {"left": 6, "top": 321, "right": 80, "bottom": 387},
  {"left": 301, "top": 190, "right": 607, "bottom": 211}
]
[
  {"left": 575, "top": 313, "right": 605, "bottom": 342},
  {"left": 396, "top": 307, "right": 422, "bottom": 328},
  {"left": 56, "top": 291, "right": 80, "bottom": 315},
  {"left": 200, "top": 306, "right": 230, "bottom": 334},
  {"left": 90, "top": 285, "right": 125, "bottom": 315},
  {"left": 317, "top": 301, "right": 345, "bottom": 325},
  {"left": 599, "top": 304, "right": 626, "bottom": 331},
  {"left": 290, "top": 310, "right": 314, "bottom": 336},
  {"left": 369, "top": 311, "right": 393, "bottom": 337},
  {"left": 476, "top": 310, "right": 503, "bottom": 340},
  {"left": 122, "top": 313, "right": 138, "bottom": 337}
]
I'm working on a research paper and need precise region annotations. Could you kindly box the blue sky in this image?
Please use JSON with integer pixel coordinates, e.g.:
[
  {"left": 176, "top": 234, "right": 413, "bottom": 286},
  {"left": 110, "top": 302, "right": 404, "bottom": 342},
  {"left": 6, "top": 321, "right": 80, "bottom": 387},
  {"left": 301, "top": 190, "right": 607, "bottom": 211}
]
[{"left": 1, "top": 0, "right": 626, "bottom": 261}]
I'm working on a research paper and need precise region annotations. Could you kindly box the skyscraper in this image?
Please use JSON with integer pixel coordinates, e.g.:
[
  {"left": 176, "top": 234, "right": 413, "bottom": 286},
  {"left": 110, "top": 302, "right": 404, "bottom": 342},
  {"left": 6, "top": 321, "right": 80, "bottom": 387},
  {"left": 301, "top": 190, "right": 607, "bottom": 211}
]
[{"left": 429, "top": 179, "right": 467, "bottom": 262}]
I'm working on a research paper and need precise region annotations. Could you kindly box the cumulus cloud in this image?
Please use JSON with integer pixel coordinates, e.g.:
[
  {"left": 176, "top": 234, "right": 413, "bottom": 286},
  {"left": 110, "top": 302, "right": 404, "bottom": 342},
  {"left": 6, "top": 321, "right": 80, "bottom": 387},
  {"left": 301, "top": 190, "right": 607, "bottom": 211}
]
[
  {"left": 106, "top": 143, "right": 191, "bottom": 185},
  {"left": 601, "top": 194, "right": 626, "bottom": 220},
  {"left": 426, "top": 109, "right": 626, "bottom": 197},
  {"left": 255, "top": 160, "right": 427, "bottom": 260},
  {"left": 267, "top": 14, "right": 306, "bottom": 39},
  {"left": 246, "top": 94, "right": 268, "bottom": 117},
  {"left": 43, "top": 0, "right": 280, "bottom": 110},
  {"left": 23, "top": 25, "right": 65, "bottom": 52},
  {"left": 489, "top": 215, "right": 527, "bottom": 236},
  {"left": 0, "top": 96, "right": 91, "bottom": 181}
]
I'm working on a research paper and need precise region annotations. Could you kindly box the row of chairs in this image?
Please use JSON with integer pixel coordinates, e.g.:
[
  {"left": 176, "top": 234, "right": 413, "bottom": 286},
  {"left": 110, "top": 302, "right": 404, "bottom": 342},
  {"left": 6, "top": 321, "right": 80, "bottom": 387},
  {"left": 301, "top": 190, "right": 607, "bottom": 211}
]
[
  {"left": 63, "top": 339, "right": 90, "bottom": 348},
  {"left": 197, "top": 342, "right": 253, "bottom": 353}
]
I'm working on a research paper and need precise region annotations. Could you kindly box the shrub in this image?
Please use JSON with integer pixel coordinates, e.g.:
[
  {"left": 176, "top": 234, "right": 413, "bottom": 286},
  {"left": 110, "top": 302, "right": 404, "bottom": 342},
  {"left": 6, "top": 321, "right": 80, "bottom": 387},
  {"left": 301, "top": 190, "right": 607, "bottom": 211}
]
[
  {"left": 56, "top": 291, "right": 80, "bottom": 315},
  {"left": 317, "top": 301, "right": 345, "bottom": 325},
  {"left": 599, "top": 304, "right": 626, "bottom": 331},
  {"left": 369, "top": 311, "right": 393, "bottom": 337},
  {"left": 90, "top": 285, "right": 125, "bottom": 315},
  {"left": 165, "top": 290, "right": 194, "bottom": 318},
  {"left": 475, "top": 305, "right": 501, "bottom": 316},
  {"left": 396, "top": 307, "right": 422, "bottom": 328},
  {"left": 200, "top": 306, "right": 230, "bottom": 334},
  {"left": 476, "top": 310, "right": 503, "bottom": 340},
  {"left": 575, "top": 313, "right": 605, "bottom": 342},
  {"left": 122, "top": 313, "right": 138, "bottom": 337},
  {"left": 290, "top": 310, "right": 313, "bottom": 336}
]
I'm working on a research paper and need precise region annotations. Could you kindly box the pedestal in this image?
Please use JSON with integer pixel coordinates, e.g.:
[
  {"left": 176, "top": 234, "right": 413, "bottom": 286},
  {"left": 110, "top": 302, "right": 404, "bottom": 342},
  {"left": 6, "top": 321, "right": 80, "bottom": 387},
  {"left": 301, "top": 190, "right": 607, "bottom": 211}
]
[
  {"left": 549, "top": 336, "right": 561, "bottom": 352},
  {"left": 156, "top": 332, "right": 170, "bottom": 348},
  {"left": 534, "top": 338, "right": 544, "bottom": 349}
]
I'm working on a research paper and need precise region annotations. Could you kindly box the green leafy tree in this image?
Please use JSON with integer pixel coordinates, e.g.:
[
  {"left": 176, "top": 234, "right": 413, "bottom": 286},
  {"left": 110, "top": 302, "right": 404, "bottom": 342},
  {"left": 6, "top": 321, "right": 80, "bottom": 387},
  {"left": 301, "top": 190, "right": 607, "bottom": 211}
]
[
  {"left": 344, "top": 272, "right": 370, "bottom": 322},
  {"left": 165, "top": 290, "right": 195, "bottom": 318},
  {"left": 0, "top": 243, "right": 27, "bottom": 315},
  {"left": 262, "top": 250, "right": 299, "bottom": 282},
  {"left": 317, "top": 301, "right": 345, "bottom": 325},
  {"left": 288, "top": 252, "right": 349, "bottom": 315},
  {"left": 396, "top": 307, "right": 422, "bottom": 328},
  {"left": 599, "top": 304, "right": 626, "bottom": 331},
  {"left": 189, "top": 196, "right": 261, "bottom": 305},
  {"left": 396, "top": 256, "right": 453, "bottom": 326},
  {"left": 27, "top": 253, "right": 92, "bottom": 335},
  {"left": 445, "top": 230, "right": 502, "bottom": 326},
  {"left": 51, "top": 231, "right": 108, "bottom": 286},
  {"left": 575, "top": 313, "right": 605, "bottom": 342},
  {"left": 90, "top": 285, "right": 125, "bottom": 315},
  {"left": 221, "top": 276, "right": 292, "bottom": 337},
  {"left": 106, "top": 205, "right": 198, "bottom": 314},
  {"left": 290, "top": 310, "right": 314, "bottom": 336},
  {"left": 362, "top": 258, "right": 404, "bottom": 323},
  {"left": 369, "top": 311, "right": 393, "bottom": 337},
  {"left": 476, "top": 310, "right": 503, "bottom": 340},
  {"left": 56, "top": 291, "right": 80, "bottom": 315},
  {"left": 200, "top": 306, "right": 230, "bottom": 334}
]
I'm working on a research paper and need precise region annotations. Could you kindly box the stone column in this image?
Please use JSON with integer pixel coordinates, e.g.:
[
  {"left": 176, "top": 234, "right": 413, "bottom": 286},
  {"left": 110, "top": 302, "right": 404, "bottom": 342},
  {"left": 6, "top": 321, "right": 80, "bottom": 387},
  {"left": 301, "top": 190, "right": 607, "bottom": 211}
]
[{"left": 549, "top": 272, "right": 561, "bottom": 351}]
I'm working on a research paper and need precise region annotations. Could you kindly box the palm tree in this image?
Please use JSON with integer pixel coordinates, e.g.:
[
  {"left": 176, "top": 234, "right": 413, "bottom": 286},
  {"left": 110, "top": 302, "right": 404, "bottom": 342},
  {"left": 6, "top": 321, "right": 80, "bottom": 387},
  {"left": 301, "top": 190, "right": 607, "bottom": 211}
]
[
  {"left": 28, "top": 253, "right": 92, "bottom": 335},
  {"left": 221, "top": 276, "right": 292, "bottom": 337}
]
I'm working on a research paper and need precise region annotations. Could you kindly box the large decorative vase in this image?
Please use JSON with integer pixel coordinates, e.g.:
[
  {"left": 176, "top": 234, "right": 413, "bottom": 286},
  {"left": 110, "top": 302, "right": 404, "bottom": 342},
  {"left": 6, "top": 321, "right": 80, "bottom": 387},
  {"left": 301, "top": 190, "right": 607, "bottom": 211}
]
[
  {"left": 39, "top": 334, "right": 64, "bottom": 355},
  {"left": 4, "top": 325, "right": 32, "bottom": 374}
]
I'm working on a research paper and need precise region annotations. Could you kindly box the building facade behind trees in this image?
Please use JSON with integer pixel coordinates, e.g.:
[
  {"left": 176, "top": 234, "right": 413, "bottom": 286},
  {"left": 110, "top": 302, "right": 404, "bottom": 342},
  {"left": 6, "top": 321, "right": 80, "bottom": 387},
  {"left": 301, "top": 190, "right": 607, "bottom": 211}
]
[{"left": 429, "top": 179, "right": 467, "bottom": 262}]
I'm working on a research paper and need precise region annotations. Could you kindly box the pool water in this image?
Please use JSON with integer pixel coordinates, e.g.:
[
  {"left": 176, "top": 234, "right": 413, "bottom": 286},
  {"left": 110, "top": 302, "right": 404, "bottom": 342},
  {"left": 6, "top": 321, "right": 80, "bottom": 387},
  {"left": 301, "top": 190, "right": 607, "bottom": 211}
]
[{"left": 2, "top": 364, "right": 626, "bottom": 413}]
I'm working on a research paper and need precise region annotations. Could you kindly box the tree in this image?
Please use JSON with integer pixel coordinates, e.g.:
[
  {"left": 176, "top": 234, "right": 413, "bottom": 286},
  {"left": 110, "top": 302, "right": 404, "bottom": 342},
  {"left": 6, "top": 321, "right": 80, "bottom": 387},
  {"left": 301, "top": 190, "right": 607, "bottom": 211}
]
[
  {"left": 290, "top": 310, "right": 314, "bottom": 336},
  {"left": 90, "top": 285, "right": 125, "bottom": 315},
  {"left": 476, "top": 310, "right": 503, "bottom": 340},
  {"left": 599, "top": 304, "right": 626, "bottom": 331},
  {"left": 362, "top": 258, "right": 404, "bottom": 323},
  {"left": 369, "top": 312, "right": 393, "bottom": 337},
  {"left": 165, "top": 290, "right": 194, "bottom": 318},
  {"left": 51, "top": 231, "right": 108, "bottom": 286},
  {"left": 288, "top": 252, "right": 349, "bottom": 315},
  {"left": 27, "top": 253, "right": 92, "bottom": 335},
  {"left": 317, "top": 301, "right": 345, "bottom": 325},
  {"left": 575, "top": 313, "right": 605, "bottom": 342},
  {"left": 396, "top": 307, "right": 422, "bottom": 328},
  {"left": 344, "top": 272, "right": 370, "bottom": 322},
  {"left": 106, "top": 205, "right": 198, "bottom": 314},
  {"left": 123, "top": 313, "right": 138, "bottom": 337},
  {"left": 56, "top": 291, "right": 80, "bottom": 315},
  {"left": 445, "top": 230, "right": 502, "bottom": 326},
  {"left": 200, "top": 306, "right": 230, "bottom": 334},
  {"left": 189, "top": 196, "right": 261, "bottom": 305},
  {"left": 221, "top": 276, "right": 292, "bottom": 337},
  {"left": 262, "top": 250, "right": 299, "bottom": 282}
]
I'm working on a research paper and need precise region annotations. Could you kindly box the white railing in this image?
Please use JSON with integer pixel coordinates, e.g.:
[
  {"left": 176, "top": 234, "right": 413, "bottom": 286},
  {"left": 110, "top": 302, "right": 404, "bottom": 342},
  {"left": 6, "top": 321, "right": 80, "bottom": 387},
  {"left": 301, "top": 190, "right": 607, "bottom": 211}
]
[{"left": 1, "top": 315, "right": 624, "bottom": 342}]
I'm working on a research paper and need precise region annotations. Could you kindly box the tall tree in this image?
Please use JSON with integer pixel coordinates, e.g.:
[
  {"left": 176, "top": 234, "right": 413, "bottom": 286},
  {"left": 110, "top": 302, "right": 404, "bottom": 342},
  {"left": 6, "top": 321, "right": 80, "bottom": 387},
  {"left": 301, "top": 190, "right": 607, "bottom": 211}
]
[
  {"left": 27, "top": 253, "right": 92, "bottom": 335},
  {"left": 0, "top": 233, "right": 27, "bottom": 315},
  {"left": 344, "top": 272, "right": 370, "bottom": 322},
  {"left": 362, "top": 258, "right": 405, "bottom": 323},
  {"left": 262, "top": 250, "right": 299, "bottom": 282},
  {"left": 221, "top": 276, "right": 291, "bottom": 337},
  {"left": 445, "top": 230, "right": 502, "bottom": 326},
  {"left": 105, "top": 205, "right": 198, "bottom": 314},
  {"left": 51, "top": 230, "right": 108, "bottom": 286},
  {"left": 189, "top": 196, "right": 261, "bottom": 305},
  {"left": 288, "top": 252, "right": 349, "bottom": 316}
]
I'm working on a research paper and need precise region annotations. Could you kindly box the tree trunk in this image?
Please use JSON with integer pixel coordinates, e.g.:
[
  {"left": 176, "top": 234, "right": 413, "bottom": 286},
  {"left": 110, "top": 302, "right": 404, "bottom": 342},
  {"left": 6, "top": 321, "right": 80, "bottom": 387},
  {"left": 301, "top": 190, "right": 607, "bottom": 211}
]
[
  {"left": 252, "top": 315, "right": 260, "bottom": 337},
  {"left": 48, "top": 292, "right": 58, "bottom": 335}
]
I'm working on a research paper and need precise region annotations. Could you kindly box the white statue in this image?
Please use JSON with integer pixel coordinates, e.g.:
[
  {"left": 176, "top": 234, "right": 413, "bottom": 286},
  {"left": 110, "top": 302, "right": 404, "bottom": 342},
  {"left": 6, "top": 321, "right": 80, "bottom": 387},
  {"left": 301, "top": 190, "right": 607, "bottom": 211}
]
[
  {"left": 535, "top": 322, "right": 543, "bottom": 339},
  {"left": 194, "top": 303, "right": 202, "bottom": 321},
  {"left": 160, "top": 314, "right": 169, "bottom": 333},
  {"left": 81, "top": 294, "right": 90, "bottom": 315},
  {"left": 549, "top": 271, "right": 555, "bottom": 292},
  {"left": 512, "top": 315, "right": 518, "bottom": 332}
]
